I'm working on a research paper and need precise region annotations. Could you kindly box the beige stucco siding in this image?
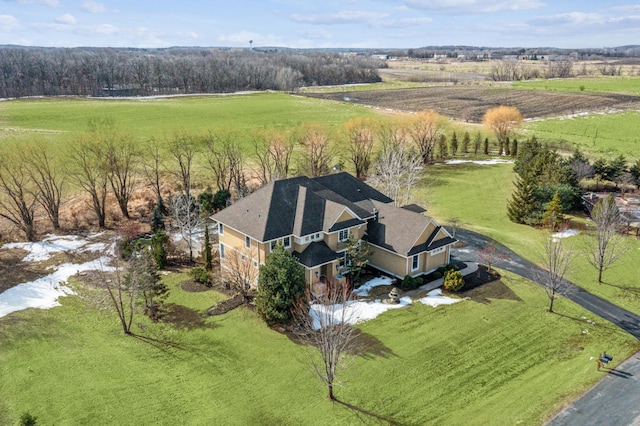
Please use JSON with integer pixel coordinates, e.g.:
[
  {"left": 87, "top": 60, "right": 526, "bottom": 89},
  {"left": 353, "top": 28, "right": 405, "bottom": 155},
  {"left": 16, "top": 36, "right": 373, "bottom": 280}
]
[
  {"left": 334, "top": 209, "right": 357, "bottom": 225},
  {"left": 326, "top": 225, "right": 366, "bottom": 251},
  {"left": 369, "top": 245, "right": 409, "bottom": 278},
  {"left": 425, "top": 247, "right": 449, "bottom": 270},
  {"left": 413, "top": 222, "right": 436, "bottom": 246}
]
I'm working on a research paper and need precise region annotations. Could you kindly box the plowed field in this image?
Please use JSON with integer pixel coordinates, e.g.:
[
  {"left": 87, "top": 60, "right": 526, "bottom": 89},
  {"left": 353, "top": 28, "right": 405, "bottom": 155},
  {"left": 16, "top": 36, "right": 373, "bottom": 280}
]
[{"left": 303, "top": 86, "right": 640, "bottom": 122}]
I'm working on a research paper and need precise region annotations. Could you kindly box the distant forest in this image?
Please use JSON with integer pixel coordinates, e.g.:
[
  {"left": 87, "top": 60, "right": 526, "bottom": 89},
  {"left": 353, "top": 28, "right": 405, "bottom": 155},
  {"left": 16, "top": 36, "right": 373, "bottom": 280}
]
[{"left": 0, "top": 47, "right": 383, "bottom": 98}]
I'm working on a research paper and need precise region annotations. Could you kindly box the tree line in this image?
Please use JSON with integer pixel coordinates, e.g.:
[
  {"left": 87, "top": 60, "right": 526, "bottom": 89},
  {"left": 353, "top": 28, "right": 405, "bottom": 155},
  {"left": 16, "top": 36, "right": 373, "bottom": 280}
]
[{"left": 0, "top": 47, "right": 383, "bottom": 98}]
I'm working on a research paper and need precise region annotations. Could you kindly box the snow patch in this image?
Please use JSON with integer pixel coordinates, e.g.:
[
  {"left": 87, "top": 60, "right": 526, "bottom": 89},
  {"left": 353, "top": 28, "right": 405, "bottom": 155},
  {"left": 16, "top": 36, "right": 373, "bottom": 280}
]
[
  {"left": 352, "top": 276, "right": 394, "bottom": 297},
  {"left": 417, "top": 289, "right": 462, "bottom": 307},
  {"left": 551, "top": 229, "right": 580, "bottom": 240},
  {"left": 445, "top": 159, "right": 514, "bottom": 166},
  {"left": 4, "top": 235, "right": 87, "bottom": 262},
  {"left": 309, "top": 296, "right": 412, "bottom": 329},
  {"left": 0, "top": 256, "right": 114, "bottom": 318}
]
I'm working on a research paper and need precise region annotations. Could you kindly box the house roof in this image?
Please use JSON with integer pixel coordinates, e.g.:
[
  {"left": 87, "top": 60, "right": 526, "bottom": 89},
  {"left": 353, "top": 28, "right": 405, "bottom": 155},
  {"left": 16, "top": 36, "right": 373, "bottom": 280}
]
[
  {"left": 211, "top": 174, "right": 385, "bottom": 242},
  {"left": 293, "top": 241, "right": 341, "bottom": 268},
  {"left": 367, "top": 200, "right": 456, "bottom": 256},
  {"left": 314, "top": 172, "right": 393, "bottom": 214},
  {"left": 401, "top": 204, "right": 427, "bottom": 214}
]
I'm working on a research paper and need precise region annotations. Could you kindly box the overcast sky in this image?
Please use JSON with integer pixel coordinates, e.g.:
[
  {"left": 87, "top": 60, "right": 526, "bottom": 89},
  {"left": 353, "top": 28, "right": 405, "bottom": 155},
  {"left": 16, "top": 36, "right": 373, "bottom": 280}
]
[{"left": 1, "top": 0, "right": 639, "bottom": 49}]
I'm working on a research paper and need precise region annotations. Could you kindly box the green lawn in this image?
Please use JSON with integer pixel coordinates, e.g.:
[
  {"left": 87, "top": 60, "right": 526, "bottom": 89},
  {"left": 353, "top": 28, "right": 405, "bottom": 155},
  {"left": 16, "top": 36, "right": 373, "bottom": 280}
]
[
  {"left": 513, "top": 76, "right": 640, "bottom": 96},
  {"left": 0, "top": 271, "right": 636, "bottom": 425},
  {"left": 0, "top": 93, "right": 376, "bottom": 143},
  {"left": 524, "top": 110, "right": 640, "bottom": 158},
  {"left": 422, "top": 162, "right": 640, "bottom": 315}
]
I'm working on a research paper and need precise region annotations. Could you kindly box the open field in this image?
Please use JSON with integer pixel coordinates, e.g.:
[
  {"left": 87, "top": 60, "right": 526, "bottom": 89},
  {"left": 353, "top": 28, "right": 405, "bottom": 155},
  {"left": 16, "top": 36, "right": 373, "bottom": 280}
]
[
  {"left": 0, "top": 267, "right": 637, "bottom": 425},
  {"left": 0, "top": 92, "right": 378, "bottom": 143},
  {"left": 513, "top": 77, "right": 640, "bottom": 96},
  {"left": 422, "top": 162, "right": 640, "bottom": 315},
  {"left": 303, "top": 86, "right": 640, "bottom": 122},
  {"left": 524, "top": 110, "right": 640, "bottom": 158}
]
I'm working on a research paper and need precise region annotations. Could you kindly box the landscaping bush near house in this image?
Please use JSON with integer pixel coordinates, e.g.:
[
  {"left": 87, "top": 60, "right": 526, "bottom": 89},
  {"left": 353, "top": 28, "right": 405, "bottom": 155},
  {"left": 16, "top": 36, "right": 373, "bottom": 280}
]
[
  {"left": 189, "top": 267, "right": 211, "bottom": 286},
  {"left": 401, "top": 275, "right": 423, "bottom": 291},
  {"left": 443, "top": 270, "right": 465, "bottom": 292}
]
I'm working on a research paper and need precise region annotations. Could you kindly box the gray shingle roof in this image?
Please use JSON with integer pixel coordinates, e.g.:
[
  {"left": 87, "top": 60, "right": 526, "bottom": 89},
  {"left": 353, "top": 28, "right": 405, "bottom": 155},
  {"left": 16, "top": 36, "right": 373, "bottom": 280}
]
[{"left": 293, "top": 242, "right": 340, "bottom": 268}]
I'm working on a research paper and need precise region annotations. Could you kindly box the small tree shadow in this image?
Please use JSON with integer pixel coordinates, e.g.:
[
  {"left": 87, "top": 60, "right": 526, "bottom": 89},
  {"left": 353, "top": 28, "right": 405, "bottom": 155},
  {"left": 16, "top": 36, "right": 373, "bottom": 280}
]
[
  {"left": 161, "top": 303, "right": 215, "bottom": 330},
  {"left": 352, "top": 330, "right": 397, "bottom": 360},
  {"left": 602, "top": 367, "right": 634, "bottom": 379},
  {"left": 551, "top": 311, "right": 628, "bottom": 337},
  {"left": 334, "top": 398, "right": 403, "bottom": 426}
]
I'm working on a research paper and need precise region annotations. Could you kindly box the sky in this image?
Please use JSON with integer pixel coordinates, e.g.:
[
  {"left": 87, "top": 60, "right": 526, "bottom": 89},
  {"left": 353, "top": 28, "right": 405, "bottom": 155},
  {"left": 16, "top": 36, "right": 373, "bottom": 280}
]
[{"left": 1, "top": 0, "right": 639, "bottom": 49}]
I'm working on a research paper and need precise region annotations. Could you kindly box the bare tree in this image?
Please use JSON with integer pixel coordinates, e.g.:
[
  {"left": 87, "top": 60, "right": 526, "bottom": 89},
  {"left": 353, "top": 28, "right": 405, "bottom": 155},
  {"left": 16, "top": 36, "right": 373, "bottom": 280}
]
[
  {"left": 223, "top": 247, "right": 259, "bottom": 302},
  {"left": 586, "top": 194, "right": 628, "bottom": 284},
  {"left": 296, "top": 124, "right": 334, "bottom": 178},
  {"left": 171, "top": 193, "right": 200, "bottom": 263},
  {"left": 368, "top": 141, "right": 422, "bottom": 206},
  {"left": 0, "top": 146, "right": 38, "bottom": 241},
  {"left": 539, "top": 236, "right": 573, "bottom": 313},
  {"left": 168, "top": 132, "right": 198, "bottom": 200},
  {"left": 141, "top": 137, "right": 165, "bottom": 201},
  {"left": 252, "top": 130, "right": 294, "bottom": 184},
  {"left": 105, "top": 130, "right": 139, "bottom": 219},
  {"left": 67, "top": 134, "right": 110, "bottom": 228},
  {"left": 95, "top": 255, "right": 135, "bottom": 335},
  {"left": 293, "top": 284, "right": 360, "bottom": 401},
  {"left": 408, "top": 110, "right": 446, "bottom": 164},
  {"left": 24, "top": 141, "right": 65, "bottom": 231},
  {"left": 344, "top": 118, "right": 375, "bottom": 180},
  {"left": 478, "top": 243, "right": 507, "bottom": 272},
  {"left": 202, "top": 130, "right": 246, "bottom": 194}
]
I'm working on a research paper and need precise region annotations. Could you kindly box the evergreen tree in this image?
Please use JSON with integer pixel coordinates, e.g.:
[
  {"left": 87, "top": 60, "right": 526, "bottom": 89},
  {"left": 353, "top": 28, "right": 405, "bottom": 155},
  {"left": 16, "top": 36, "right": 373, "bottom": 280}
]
[
  {"left": 255, "top": 245, "right": 307, "bottom": 326},
  {"left": 511, "top": 139, "right": 518, "bottom": 157},
  {"left": 198, "top": 187, "right": 215, "bottom": 218},
  {"left": 474, "top": 132, "right": 482, "bottom": 156},
  {"left": 592, "top": 157, "right": 608, "bottom": 188},
  {"left": 504, "top": 137, "right": 511, "bottom": 156},
  {"left": 151, "top": 205, "right": 165, "bottom": 233},
  {"left": 345, "top": 234, "right": 371, "bottom": 284},
  {"left": 156, "top": 194, "right": 168, "bottom": 216},
  {"left": 507, "top": 175, "right": 538, "bottom": 224},
  {"left": 542, "top": 191, "right": 564, "bottom": 231},
  {"left": 629, "top": 159, "right": 640, "bottom": 189},
  {"left": 462, "top": 131, "right": 471, "bottom": 154},
  {"left": 437, "top": 134, "right": 448, "bottom": 159},
  {"left": 203, "top": 224, "right": 213, "bottom": 271},
  {"left": 150, "top": 230, "right": 169, "bottom": 269},
  {"left": 483, "top": 138, "right": 489, "bottom": 155},
  {"left": 450, "top": 131, "right": 459, "bottom": 156},
  {"left": 606, "top": 154, "right": 627, "bottom": 188},
  {"left": 213, "top": 189, "right": 231, "bottom": 211}
]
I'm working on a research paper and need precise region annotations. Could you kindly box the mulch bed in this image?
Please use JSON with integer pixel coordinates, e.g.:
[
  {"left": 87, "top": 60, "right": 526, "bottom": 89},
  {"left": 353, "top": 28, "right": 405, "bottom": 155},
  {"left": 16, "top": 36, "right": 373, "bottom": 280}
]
[
  {"left": 206, "top": 294, "right": 247, "bottom": 316},
  {"left": 460, "top": 264, "right": 500, "bottom": 292},
  {"left": 180, "top": 280, "right": 211, "bottom": 293}
]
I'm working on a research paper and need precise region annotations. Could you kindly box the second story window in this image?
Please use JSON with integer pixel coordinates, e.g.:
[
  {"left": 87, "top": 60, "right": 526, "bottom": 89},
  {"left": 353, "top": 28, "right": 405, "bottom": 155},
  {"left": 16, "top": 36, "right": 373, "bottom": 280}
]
[
  {"left": 283, "top": 236, "right": 291, "bottom": 248},
  {"left": 339, "top": 229, "right": 349, "bottom": 242},
  {"left": 245, "top": 235, "right": 251, "bottom": 249},
  {"left": 218, "top": 223, "right": 224, "bottom": 235},
  {"left": 270, "top": 240, "right": 277, "bottom": 252},
  {"left": 220, "top": 243, "right": 225, "bottom": 259}
]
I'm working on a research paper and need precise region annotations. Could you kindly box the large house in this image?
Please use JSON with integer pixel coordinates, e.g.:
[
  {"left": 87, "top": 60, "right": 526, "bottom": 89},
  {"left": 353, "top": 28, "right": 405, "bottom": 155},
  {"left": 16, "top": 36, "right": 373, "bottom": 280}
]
[{"left": 211, "top": 172, "right": 456, "bottom": 288}]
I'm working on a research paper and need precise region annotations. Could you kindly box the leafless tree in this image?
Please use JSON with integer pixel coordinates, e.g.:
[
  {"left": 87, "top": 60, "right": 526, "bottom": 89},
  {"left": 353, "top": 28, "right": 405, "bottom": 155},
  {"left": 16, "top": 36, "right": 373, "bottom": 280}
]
[
  {"left": 344, "top": 118, "right": 375, "bottom": 180},
  {"left": 408, "top": 111, "right": 446, "bottom": 164},
  {"left": 67, "top": 134, "right": 110, "bottom": 228},
  {"left": 546, "top": 60, "right": 574, "bottom": 78},
  {"left": 24, "top": 141, "right": 65, "bottom": 231},
  {"left": 105, "top": 130, "right": 139, "bottom": 219},
  {"left": 478, "top": 243, "right": 507, "bottom": 272},
  {"left": 202, "top": 130, "right": 246, "bottom": 195},
  {"left": 586, "top": 194, "right": 628, "bottom": 284},
  {"left": 171, "top": 194, "right": 200, "bottom": 263},
  {"left": 252, "top": 130, "right": 294, "bottom": 184},
  {"left": 571, "top": 160, "right": 594, "bottom": 182},
  {"left": 296, "top": 124, "right": 334, "bottom": 178},
  {"left": 368, "top": 141, "right": 422, "bottom": 206},
  {"left": 95, "top": 255, "right": 136, "bottom": 335},
  {"left": 168, "top": 132, "right": 198, "bottom": 200},
  {"left": 539, "top": 236, "right": 573, "bottom": 313},
  {"left": 222, "top": 247, "right": 259, "bottom": 302},
  {"left": 0, "top": 146, "right": 38, "bottom": 241},
  {"left": 141, "top": 137, "right": 165, "bottom": 201},
  {"left": 293, "top": 284, "right": 360, "bottom": 401}
]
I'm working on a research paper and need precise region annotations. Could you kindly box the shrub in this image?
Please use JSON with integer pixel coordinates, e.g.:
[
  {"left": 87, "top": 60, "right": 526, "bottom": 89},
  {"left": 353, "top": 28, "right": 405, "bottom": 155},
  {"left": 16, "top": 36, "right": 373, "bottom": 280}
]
[
  {"left": 150, "top": 230, "right": 169, "bottom": 269},
  {"left": 189, "top": 267, "right": 211, "bottom": 285},
  {"left": 443, "top": 270, "right": 464, "bottom": 292},
  {"left": 432, "top": 271, "right": 442, "bottom": 279},
  {"left": 119, "top": 239, "right": 134, "bottom": 260},
  {"left": 401, "top": 275, "right": 421, "bottom": 291},
  {"left": 19, "top": 412, "right": 38, "bottom": 426}
]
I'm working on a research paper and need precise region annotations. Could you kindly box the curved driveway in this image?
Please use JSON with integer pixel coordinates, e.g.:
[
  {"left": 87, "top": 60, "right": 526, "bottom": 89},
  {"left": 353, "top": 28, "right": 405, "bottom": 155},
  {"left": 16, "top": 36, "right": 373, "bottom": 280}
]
[{"left": 452, "top": 228, "right": 640, "bottom": 426}]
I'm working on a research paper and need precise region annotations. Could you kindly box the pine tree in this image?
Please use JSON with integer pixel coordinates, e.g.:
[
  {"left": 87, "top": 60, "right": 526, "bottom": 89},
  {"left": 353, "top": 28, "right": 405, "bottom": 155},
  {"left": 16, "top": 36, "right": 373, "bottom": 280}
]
[
  {"left": 504, "top": 137, "right": 511, "bottom": 156},
  {"left": 483, "top": 138, "right": 489, "bottom": 155},
  {"left": 542, "top": 191, "right": 564, "bottom": 231},
  {"left": 151, "top": 205, "right": 165, "bottom": 233},
  {"left": 150, "top": 230, "right": 169, "bottom": 269},
  {"left": 462, "top": 131, "right": 471, "bottom": 154},
  {"left": 203, "top": 223, "right": 212, "bottom": 271},
  {"left": 511, "top": 139, "right": 518, "bottom": 157},
  {"left": 474, "top": 132, "right": 482, "bottom": 156},
  {"left": 507, "top": 175, "right": 537, "bottom": 224},
  {"left": 438, "top": 134, "right": 448, "bottom": 160},
  {"left": 630, "top": 159, "right": 640, "bottom": 189},
  {"left": 450, "top": 131, "right": 458, "bottom": 156}
]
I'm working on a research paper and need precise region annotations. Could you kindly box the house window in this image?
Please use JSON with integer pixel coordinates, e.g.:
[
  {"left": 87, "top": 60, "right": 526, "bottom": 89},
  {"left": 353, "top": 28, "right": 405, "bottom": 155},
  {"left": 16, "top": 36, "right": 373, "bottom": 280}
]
[
  {"left": 270, "top": 240, "right": 277, "bottom": 252},
  {"left": 245, "top": 235, "right": 251, "bottom": 249},
  {"left": 430, "top": 247, "right": 445, "bottom": 256},
  {"left": 305, "top": 236, "right": 311, "bottom": 242},
  {"left": 339, "top": 229, "right": 349, "bottom": 242},
  {"left": 218, "top": 223, "right": 224, "bottom": 235},
  {"left": 315, "top": 233, "right": 321, "bottom": 240},
  {"left": 412, "top": 255, "right": 419, "bottom": 271},
  {"left": 220, "top": 243, "right": 225, "bottom": 259},
  {"left": 241, "top": 254, "right": 247, "bottom": 262},
  {"left": 253, "top": 260, "right": 258, "bottom": 268},
  {"left": 283, "top": 236, "right": 291, "bottom": 248}
]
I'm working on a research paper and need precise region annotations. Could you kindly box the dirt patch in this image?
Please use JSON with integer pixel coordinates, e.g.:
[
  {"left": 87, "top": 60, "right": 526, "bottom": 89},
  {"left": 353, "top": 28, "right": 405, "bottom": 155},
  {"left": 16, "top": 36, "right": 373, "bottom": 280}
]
[
  {"left": 161, "top": 303, "right": 211, "bottom": 330},
  {"left": 206, "top": 294, "right": 247, "bottom": 316},
  {"left": 180, "top": 280, "right": 211, "bottom": 293},
  {"left": 303, "top": 86, "right": 640, "bottom": 122},
  {"left": 0, "top": 249, "right": 42, "bottom": 292},
  {"left": 460, "top": 264, "right": 500, "bottom": 292}
]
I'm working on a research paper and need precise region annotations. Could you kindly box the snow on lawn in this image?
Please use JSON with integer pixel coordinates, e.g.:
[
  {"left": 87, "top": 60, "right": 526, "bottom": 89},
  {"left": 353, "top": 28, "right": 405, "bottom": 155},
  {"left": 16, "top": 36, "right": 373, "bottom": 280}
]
[
  {"left": 416, "top": 289, "right": 462, "bottom": 308},
  {"left": 309, "top": 296, "right": 412, "bottom": 329},
  {"left": 552, "top": 229, "right": 580, "bottom": 239},
  {"left": 446, "top": 159, "right": 514, "bottom": 166},
  {"left": 352, "top": 276, "right": 394, "bottom": 297},
  {"left": 0, "top": 256, "right": 114, "bottom": 318},
  {"left": 3, "top": 234, "right": 109, "bottom": 262}
]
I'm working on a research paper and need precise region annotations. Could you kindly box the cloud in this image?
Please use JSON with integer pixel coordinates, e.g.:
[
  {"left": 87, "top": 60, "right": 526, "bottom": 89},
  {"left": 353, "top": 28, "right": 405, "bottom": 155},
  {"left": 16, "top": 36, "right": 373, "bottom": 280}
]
[
  {"left": 289, "top": 10, "right": 389, "bottom": 25},
  {"left": 54, "top": 13, "right": 76, "bottom": 25},
  {"left": 379, "top": 17, "right": 433, "bottom": 28},
  {"left": 0, "top": 14, "right": 20, "bottom": 31},
  {"left": 80, "top": 0, "right": 107, "bottom": 14},
  {"left": 3, "top": 0, "right": 60, "bottom": 6},
  {"left": 217, "top": 31, "right": 284, "bottom": 46},
  {"left": 403, "top": 0, "right": 545, "bottom": 14},
  {"left": 528, "top": 12, "right": 603, "bottom": 26}
]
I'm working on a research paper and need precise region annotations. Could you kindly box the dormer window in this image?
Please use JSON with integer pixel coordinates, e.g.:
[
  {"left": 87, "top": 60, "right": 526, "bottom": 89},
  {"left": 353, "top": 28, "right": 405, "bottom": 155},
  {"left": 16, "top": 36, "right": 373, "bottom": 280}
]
[
  {"left": 283, "top": 236, "right": 291, "bottom": 248},
  {"left": 339, "top": 229, "right": 350, "bottom": 242}
]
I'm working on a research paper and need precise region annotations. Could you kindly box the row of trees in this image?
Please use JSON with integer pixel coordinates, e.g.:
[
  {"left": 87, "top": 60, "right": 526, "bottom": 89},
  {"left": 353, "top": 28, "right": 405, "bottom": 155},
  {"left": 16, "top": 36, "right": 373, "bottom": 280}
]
[{"left": 0, "top": 47, "right": 382, "bottom": 98}]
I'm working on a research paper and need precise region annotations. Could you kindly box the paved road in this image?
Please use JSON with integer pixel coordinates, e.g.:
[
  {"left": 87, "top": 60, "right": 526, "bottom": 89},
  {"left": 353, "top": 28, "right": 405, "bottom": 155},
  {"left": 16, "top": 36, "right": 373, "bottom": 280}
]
[{"left": 452, "top": 228, "right": 640, "bottom": 426}]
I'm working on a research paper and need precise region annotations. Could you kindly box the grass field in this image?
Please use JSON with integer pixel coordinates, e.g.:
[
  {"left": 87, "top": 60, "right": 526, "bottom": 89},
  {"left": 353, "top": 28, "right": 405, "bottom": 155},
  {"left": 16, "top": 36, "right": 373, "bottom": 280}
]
[
  {"left": 0, "top": 92, "right": 377, "bottom": 143},
  {"left": 524, "top": 110, "right": 640, "bottom": 158},
  {"left": 422, "top": 162, "right": 640, "bottom": 315},
  {"left": 513, "top": 77, "right": 640, "bottom": 96},
  {"left": 0, "top": 269, "right": 637, "bottom": 425}
]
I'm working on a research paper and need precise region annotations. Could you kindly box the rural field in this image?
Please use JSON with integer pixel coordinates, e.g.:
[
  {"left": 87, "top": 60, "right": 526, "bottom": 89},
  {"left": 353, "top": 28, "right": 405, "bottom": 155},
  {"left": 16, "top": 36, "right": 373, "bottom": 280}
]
[
  {"left": 2, "top": 74, "right": 640, "bottom": 425},
  {"left": 513, "top": 76, "right": 640, "bottom": 96}
]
